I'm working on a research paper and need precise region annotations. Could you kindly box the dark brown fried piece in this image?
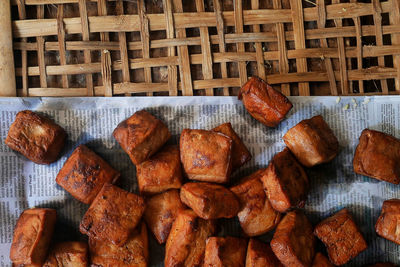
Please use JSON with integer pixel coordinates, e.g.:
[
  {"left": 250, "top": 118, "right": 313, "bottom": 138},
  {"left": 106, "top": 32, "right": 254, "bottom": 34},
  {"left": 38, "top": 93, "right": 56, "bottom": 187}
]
[
  {"left": 283, "top": 115, "right": 339, "bottom": 167},
  {"left": 179, "top": 129, "right": 233, "bottom": 183},
  {"left": 165, "top": 209, "right": 216, "bottom": 267},
  {"left": 204, "top": 236, "right": 247, "bottom": 267},
  {"left": 144, "top": 189, "right": 186, "bottom": 244},
  {"left": 113, "top": 110, "right": 170, "bottom": 165},
  {"left": 180, "top": 182, "right": 239, "bottom": 219},
  {"left": 376, "top": 199, "right": 400, "bottom": 245},
  {"left": 271, "top": 210, "right": 315, "bottom": 267},
  {"left": 231, "top": 169, "right": 281, "bottom": 236},
  {"left": 43, "top": 241, "right": 88, "bottom": 267},
  {"left": 312, "top": 253, "right": 334, "bottom": 267},
  {"left": 314, "top": 208, "right": 367, "bottom": 266},
  {"left": 353, "top": 129, "right": 400, "bottom": 184},
  {"left": 136, "top": 145, "right": 182, "bottom": 195},
  {"left": 80, "top": 184, "right": 145, "bottom": 246},
  {"left": 10, "top": 208, "right": 57, "bottom": 266},
  {"left": 5, "top": 110, "right": 66, "bottom": 164},
  {"left": 245, "top": 239, "right": 283, "bottom": 267},
  {"left": 261, "top": 148, "right": 309, "bottom": 213}
]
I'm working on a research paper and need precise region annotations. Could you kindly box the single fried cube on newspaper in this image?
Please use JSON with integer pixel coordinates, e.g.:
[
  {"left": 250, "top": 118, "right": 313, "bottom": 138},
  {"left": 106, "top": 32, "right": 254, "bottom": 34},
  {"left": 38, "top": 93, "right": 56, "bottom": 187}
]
[
  {"left": 56, "top": 145, "right": 120, "bottom": 204},
  {"left": 90, "top": 222, "right": 148, "bottom": 267},
  {"left": 137, "top": 145, "right": 183, "bottom": 195},
  {"left": 314, "top": 208, "right": 367, "bottom": 266},
  {"left": 353, "top": 129, "right": 400, "bottom": 184},
  {"left": 238, "top": 76, "right": 293, "bottom": 127},
  {"left": 283, "top": 115, "right": 339, "bottom": 167},
  {"left": 375, "top": 199, "right": 400, "bottom": 245},
  {"left": 230, "top": 169, "right": 281, "bottom": 236},
  {"left": 144, "top": 189, "right": 186, "bottom": 244},
  {"left": 180, "top": 182, "right": 239, "bottom": 219},
  {"left": 203, "top": 236, "right": 247, "bottom": 267},
  {"left": 261, "top": 148, "right": 309, "bottom": 213},
  {"left": 312, "top": 253, "right": 334, "bottom": 267},
  {"left": 271, "top": 210, "right": 315, "bottom": 267},
  {"left": 165, "top": 209, "right": 216, "bottom": 267},
  {"left": 80, "top": 183, "right": 145, "bottom": 246},
  {"left": 113, "top": 110, "right": 171, "bottom": 165},
  {"left": 212, "top": 122, "right": 252, "bottom": 170},
  {"left": 43, "top": 241, "right": 88, "bottom": 267},
  {"left": 5, "top": 110, "right": 66, "bottom": 164},
  {"left": 10, "top": 208, "right": 57, "bottom": 266},
  {"left": 179, "top": 129, "right": 233, "bottom": 183},
  {"left": 246, "top": 239, "right": 283, "bottom": 267}
]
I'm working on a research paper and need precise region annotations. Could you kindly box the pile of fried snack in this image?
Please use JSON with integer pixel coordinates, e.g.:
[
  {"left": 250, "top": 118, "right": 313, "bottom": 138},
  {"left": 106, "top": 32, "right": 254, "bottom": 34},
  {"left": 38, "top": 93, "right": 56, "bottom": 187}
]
[{"left": 6, "top": 77, "right": 400, "bottom": 267}]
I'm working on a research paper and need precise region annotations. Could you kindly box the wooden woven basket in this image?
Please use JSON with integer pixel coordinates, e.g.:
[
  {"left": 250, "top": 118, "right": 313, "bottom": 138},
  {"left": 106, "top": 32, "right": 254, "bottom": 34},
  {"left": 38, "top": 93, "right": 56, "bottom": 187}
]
[{"left": 9, "top": 0, "right": 400, "bottom": 97}]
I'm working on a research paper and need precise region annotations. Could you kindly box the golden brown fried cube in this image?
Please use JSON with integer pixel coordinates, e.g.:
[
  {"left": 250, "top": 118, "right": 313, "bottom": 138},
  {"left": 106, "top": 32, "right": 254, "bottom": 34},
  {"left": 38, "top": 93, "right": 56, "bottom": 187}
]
[
  {"left": 261, "top": 148, "right": 309, "bottom": 213},
  {"left": 283, "top": 115, "right": 339, "bottom": 167},
  {"left": 314, "top": 209, "right": 367, "bottom": 266},
  {"left": 5, "top": 110, "right": 66, "bottom": 164},
  {"left": 144, "top": 189, "right": 186, "bottom": 244},
  {"left": 165, "top": 209, "right": 216, "bottom": 267},
  {"left": 180, "top": 182, "right": 239, "bottom": 219},
  {"left": 354, "top": 129, "right": 400, "bottom": 184},
  {"left": 238, "top": 76, "right": 293, "bottom": 127},
  {"left": 231, "top": 169, "right": 281, "bottom": 236},
  {"left": 136, "top": 145, "right": 182, "bottom": 195},
  {"left": 43, "top": 241, "right": 88, "bottom": 267},
  {"left": 10, "top": 208, "right": 57, "bottom": 266},
  {"left": 56, "top": 145, "right": 120, "bottom": 204},
  {"left": 113, "top": 110, "right": 171, "bottom": 165},
  {"left": 204, "top": 237, "right": 247, "bottom": 267},
  {"left": 376, "top": 199, "right": 400, "bottom": 245},
  {"left": 271, "top": 210, "right": 315, "bottom": 267},
  {"left": 212, "top": 122, "right": 251, "bottom": 170},
  {"left": 179, "top": 129, "right": 233, "bottom": 183},
  {"left": 80, "top": 184, "right": 145, "bottom": 246},
  {"left": 312, "top": 253, "right": 333, "bottom": 267},
  {"left": 246, "top": 239, "right": 283, "bottom": 267},
  {"left": 90, "top": 222, "right": 148, "bottom": 267}
]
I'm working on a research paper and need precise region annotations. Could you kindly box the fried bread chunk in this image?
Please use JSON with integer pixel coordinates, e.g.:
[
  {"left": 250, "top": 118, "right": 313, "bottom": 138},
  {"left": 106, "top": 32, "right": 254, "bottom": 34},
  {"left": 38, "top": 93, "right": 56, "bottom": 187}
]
[
  {"left": 230, "top": 169, "right": 281, "bottom": 236},
  {"left": 80, "top": 184, "right": 145, "bottom": 246},
  {"left": 10, "top": 208, "right": 57, "bottom": 266},
  {"left": 179, "top": 129, "right": 233, "bottom": 183},
  {"left": 271, "top": 210, "right": 315, "bottom": 267},
  {"left": 204, "top": 236, "right": 247, "bottom": 267},
  {"left": 5, "top": 110, "right": 66, "bottom": 164},
  {"left": 113, "top": 110, "right": 170, "bottom": 165},
  {"left": 245, "top": 239, "right": 283, "bottom": 267},
  {"left": 312, "top": 253, "right": 334, "bottom": 267},
  {"left": 43, "top": 241, "right": 88, "bottom": 267},
  {"left": 314, "top": 209, "right": 367, "bottom": 266},
  {"left": 238, "top": 76, "right": 293, "bottom": 127},
  {"left": 353, "top": 129, "right": 400, "bottom": 184},
  {"left": 376, "top": 199, "right": 400, "bottom": 245},
  {"left": 283, "top": 115, "right": 339, "bottom": 167}
]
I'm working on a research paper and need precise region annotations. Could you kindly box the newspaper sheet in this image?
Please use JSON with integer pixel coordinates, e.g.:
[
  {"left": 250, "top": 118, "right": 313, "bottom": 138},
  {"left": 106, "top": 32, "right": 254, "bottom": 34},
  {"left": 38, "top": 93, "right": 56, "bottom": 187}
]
[{"left": 0, "top": 96, "right": 399, "bottom": 266}]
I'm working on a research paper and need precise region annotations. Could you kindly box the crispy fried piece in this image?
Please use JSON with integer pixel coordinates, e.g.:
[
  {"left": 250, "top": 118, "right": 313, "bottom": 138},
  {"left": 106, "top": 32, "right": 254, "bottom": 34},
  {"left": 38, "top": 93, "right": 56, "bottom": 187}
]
[
  {"left": 230, "top": 169, "right": 281, "bottom": 236},
  {"left": 376, "top": 199, "right": 400, "bottom": 245},
  {"left": 165, "top": 209, "right": 216, "bottom": 267},
  {"left": 245, "top": 239, "right": 283, "bottom": 267},
  {"left": 144, "top": 190, "right": 186, "bottom": 244},
  {"left": 283, "top": 115, "right": 339, "bottom": 167},
  {"left": 136, "top": 145, "right": 182, "bottom": 195},
  {"left": 353, "top": 129, "right": 400, "bottom": 184},
  {"left": 43, "top": 241, "right": 88, "bottom": 267},
  {"left": 10, "top": 208, "right": 57, "bottom": 266},
  {"left": 80, "top": 184, "right": 145, "bottom": 246},
  {"left": 314, "top": 208, "right": 367, "bottom": 266},
  {"left": 312, "top": 253, "right": 334, "bottom": 267},
  {"left": 261, "top": 148, "right": 309, "bottom": 213},
  {"left": 368, "top": 263, "right": 397, "bottom": 267},
  {"left": 179, "top": 129, "right": 233, "bottom": 183},
  {"left": 56, "top": 145, "right": 120, "bottom": 204},
  {"left": 212, "top": 122, "right": 251, "bottom": 170},
  {"left": 5, "top": 110, "right": 66, "bottom": 164},
  {"left": 204, "top": 236, "right": 247, "bottom": 267},
  {"left": 90, "top": 222, "right": 148, "bottom": 267},
  {"left": 180, "top": 182, "right": 239, "bottom": 219},
  {"left": 271, "top": 210, "right": 315, "bottom": 267},
  {"left": 113, "top": 110, "right": 170, "bottom": 165}
]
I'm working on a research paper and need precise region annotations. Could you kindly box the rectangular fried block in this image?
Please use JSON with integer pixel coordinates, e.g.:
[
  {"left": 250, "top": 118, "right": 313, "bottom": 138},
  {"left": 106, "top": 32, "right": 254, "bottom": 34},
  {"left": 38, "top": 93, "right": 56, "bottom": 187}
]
[
  {"left": 312, "top": 253, "right": 334, "bottom": 267},
  {"left": 376, "top": 199, "right": 400, "bottom": 245},
  {"left": 314, "top": 208, "right": 367, "bottom": 266},
  {"left": 113, "top": 110, "right": 171, "bottom": 165},
  {"left": 10, "top": 208, "right": 57, "bottom": 266},
  {"left": 43, "top": 241, "right": 88, "bottom": 267},
  {"left": 204, "top": 237, "right": 247, "bottom": 267},
  {"left": 5, "top": 110, "right": 66, "bottom": 164},
  {"left": 80, "top": 184, "right": 145, "bottom": 246},
  {"left": 246, "top": 239, "right": 283, "bottom": 267},
  {"left": 179, "top": 129, "right": 233, "bottom": 183}
]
